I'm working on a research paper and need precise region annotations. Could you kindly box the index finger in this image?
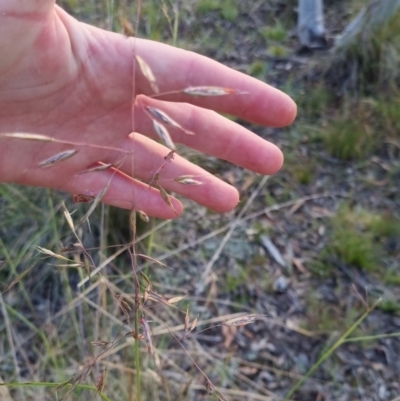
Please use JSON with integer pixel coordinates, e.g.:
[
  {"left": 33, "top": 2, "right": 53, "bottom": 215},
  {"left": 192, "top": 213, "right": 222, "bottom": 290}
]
[{"left": 135, "top": 39, "right": 297, "bottom": 127}]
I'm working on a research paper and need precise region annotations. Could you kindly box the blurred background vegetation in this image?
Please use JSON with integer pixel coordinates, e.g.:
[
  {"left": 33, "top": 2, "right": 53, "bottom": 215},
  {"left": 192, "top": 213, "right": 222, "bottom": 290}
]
[{"left": 1, "top": 1, "right": 399, "bottom": 400}]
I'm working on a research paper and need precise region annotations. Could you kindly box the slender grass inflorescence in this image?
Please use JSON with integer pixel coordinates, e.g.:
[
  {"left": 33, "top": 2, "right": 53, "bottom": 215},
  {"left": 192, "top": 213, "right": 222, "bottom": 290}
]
[{"left": 0, "top": 5, "right": 257, "bottom": 401}]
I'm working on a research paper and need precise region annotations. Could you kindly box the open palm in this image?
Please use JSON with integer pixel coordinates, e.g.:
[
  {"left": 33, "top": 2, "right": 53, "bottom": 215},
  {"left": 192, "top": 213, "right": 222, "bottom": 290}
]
[{"left": 0, "top": 0, "right": 296, "bottom": 218}]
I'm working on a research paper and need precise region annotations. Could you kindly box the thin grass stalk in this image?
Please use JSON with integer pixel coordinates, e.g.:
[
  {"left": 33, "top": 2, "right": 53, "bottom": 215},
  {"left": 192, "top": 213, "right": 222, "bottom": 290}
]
[
  {"left": 47, "top": 192, "right": 85, "bottom": 355},
  {"left": 284, "top": 298, "right": 382, "bottom": 400},
  {"left": 342, "top": 331, "right": 400, "bottom": 342},
  {"left": 0, "top": 382, "right": 112, "bottom": 401}
]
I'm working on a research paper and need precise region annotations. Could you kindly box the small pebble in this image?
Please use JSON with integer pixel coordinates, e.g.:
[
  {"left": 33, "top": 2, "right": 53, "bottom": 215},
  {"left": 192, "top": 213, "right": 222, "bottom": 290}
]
[{"left": 273, "top": 276, "right": 289, "bottom": 293}]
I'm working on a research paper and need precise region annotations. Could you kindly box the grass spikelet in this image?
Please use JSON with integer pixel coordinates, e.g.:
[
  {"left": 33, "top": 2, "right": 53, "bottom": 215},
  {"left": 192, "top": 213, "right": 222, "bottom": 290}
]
[
  {"left": 120, "top": 16, "right": 134, "bottom": 36},
  {"left": 184, "top": 308, "right": 190, "bottom": 332},
  {"left": 152, "top": 120, "right": 176, "bottom": 150},
  {"left": 78, "top": 163, "right": 113, "bottom": 175},
  {"left": 167, "top": 295, "right": 186, "bottom": 304},
  {"left": 95, "top": 370, "right": 106, "bottom": 393},
  {"left": 78, "top": 184, "right": 110, "bottom": 227},
  {"left": 34, "top": 149, "right": 78, "bottom": 169},
  {"left": 137, "top": 210, "right": 149, "bottom": 223},
  {"left": 205, "top": 379, "right": 214, "bottom": 395},
  {"left": 63, "top": 208, "right": 76, "bottom": 234},
  {"left": 140, "top": 316, "right": 154, "bottom": 355},
  {"left": 181, "top": 86, "right": 248, "bottom": 97},
  {"left": 223, "top": 314, "right": 258, "bottom": 327},
  {"left": 73, "top": 194, "right": 95, "bottom": 204},
  {"left": 0, "top": 132, "right": 54, "bottom": 142},
  {"left": 156, "top": 185, "right": 176, "bottom": 213},
  {"left": 146, "top": 107, "right": 182, "bottom": 129},
  {"left": 34, "top": 246, "right": 71, "bottom": 261},
  {"left": 146, "top": 106, "right": 194, "bottom": 135},
  {"left": 135, "top": 55, "right": 159, "bottom": 93},
  {"left": 143, "top": 284, "right": 150, "bottom": 304},
  {"left": 83, "top": 255, "right": 91, "bottom": 282},
  {"left": 174, "top": 175, "right": 202, "bottom": 185},
  {"left": 141, "top": 272, "right": 152, "bottom": 287},
  {"left": 147, "top": 290, "right": 169, "bottom": 305},
  {"left": 189, "top": 317, "right": 198, "bottom": 333}
]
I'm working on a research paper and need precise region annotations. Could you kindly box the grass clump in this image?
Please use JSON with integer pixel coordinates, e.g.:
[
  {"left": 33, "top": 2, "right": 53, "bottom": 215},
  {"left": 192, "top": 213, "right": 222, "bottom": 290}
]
[
  {"left": 323, "top": 110, "right": 375, "bottom": 161},
  {"left": 261, "top": 22, "right": 287, "bottom": 42},
  {"left": 196, "top": 0, "right": 239, "bottom": 22},
  {"left": 294, "top": 83, "right": 335, "bottom": 120},
  {"left": 195, "top": 0, "right": 220, "bottom": 14},
  {"left": 303, "top": 290, "right": 362, "bottom": 333},
  {"left": 220, "top": 0, "right": 239, "bottom": 21},
  {"left": 316, "top": 204, "right": 399, "bottom": 273}
]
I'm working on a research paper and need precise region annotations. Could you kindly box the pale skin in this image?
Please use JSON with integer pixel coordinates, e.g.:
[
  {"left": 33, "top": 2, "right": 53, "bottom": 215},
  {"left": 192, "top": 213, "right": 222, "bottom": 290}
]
[{"left": 0, "top": 0, "right": 297, "bottom": 219}]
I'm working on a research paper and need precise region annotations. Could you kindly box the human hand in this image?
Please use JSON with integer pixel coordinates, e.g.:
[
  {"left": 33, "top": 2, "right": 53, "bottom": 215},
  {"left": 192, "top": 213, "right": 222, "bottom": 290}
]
[{"left": 0, "top": 0, "right": 296, "bottom": 219}]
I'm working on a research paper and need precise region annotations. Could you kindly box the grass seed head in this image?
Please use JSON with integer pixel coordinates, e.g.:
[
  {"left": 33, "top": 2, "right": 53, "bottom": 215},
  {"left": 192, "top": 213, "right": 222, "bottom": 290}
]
[
  {"left": 137, "top": 210, "right": 150, "bottom": 223},
  {"left": 147, "top": 106, "right": 182, "bottom": 129},
  {"left": 0, "top": 132, "right": 54, "bottom": 142},
  {"left": 174, "top": 175, "right": 203, "bottom": 185},
  {"left": 34, "top": 149, "right": 78, "bottom": 169},
  {"left": 223, "top": 314, "right": 258, "bottom": 327},
  {"left": 182, "top": 86, "right": 247, "bottom": 97},
  {"left": 78, "top": 163, "right": 113, "bottom": 175},
  {"left": 167, "top": 295, "right": 187, "bottom": 304},
  {"left": 95, "top": 370, "right": 106, "bottom": 393},
  {"left": 152, "top": 120, "right": 176, "bottom": 150},
  {"left": 135, "top": 55, "right": 159, "bottom": 93},
  {"left": 156, "top": 185, "right": 176, "bottom": 213}
]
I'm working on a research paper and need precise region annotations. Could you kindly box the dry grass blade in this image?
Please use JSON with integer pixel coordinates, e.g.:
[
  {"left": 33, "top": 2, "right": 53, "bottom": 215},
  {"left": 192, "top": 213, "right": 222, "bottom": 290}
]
[
  {"left": 182, "top": 86, "right": 248, "bottom": 97},
  {"left": 0, "top": 376, "right": 13, "bottom": 401},
  {"left": 135, "top": 55, "right": 159, "bottom": 93},
  {"left": 34, "top": 149, "right": 78, "bottom": 169},
  {"left": 152, "top": 120, "right": 176, "bottom": 150},
  {"left": 91, "top": 340, "right": 111, "bottom": 347},
  {"left": 55, "top": 263, "right": 84, "bottom": 268},
  {"left": 78, "top": 163, "right": 113, "bottom": 175},
  {"left": 174, "top": 175, "right": 202, "bottom": 185},
  {"left": 0, "top": 132, "right": 54, "bottom": 142},
  {"left": 137, "top": 254, "right": 166, "bottom": 267},
  {"left": 3, "top": 265, "right": 34, "bottom": 294},
  {"left": 156, "top": 185, "right": 176, "bottom": 213}
]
